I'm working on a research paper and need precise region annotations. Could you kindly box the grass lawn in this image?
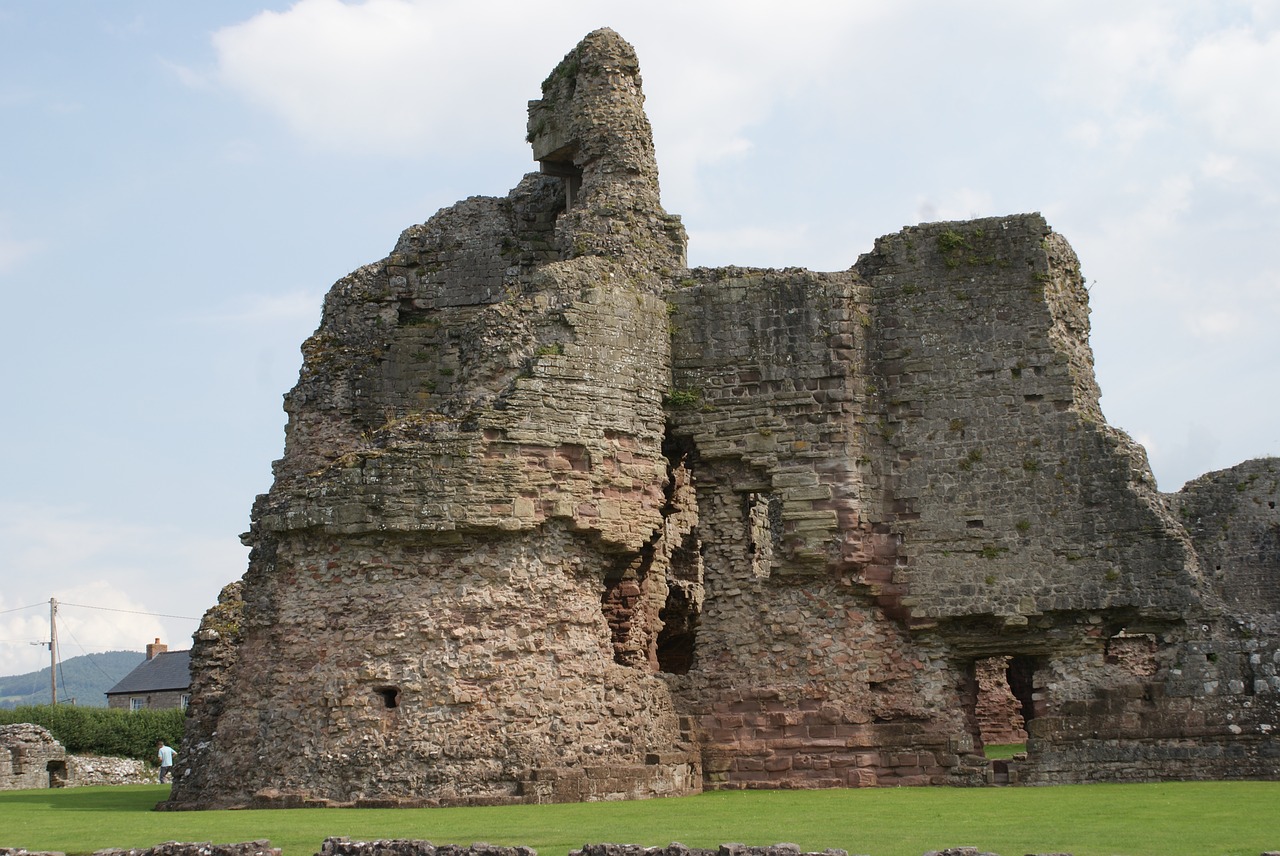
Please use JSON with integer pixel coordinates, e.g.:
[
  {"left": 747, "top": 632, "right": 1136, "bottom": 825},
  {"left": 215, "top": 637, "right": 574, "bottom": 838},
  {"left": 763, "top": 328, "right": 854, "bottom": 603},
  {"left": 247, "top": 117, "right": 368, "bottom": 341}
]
[
  {"left": 2, "top": 781, "right": 1279, "bottom": 856},
  {"left": 981, "top": 744, "right": 1025, "bottom": 760}
]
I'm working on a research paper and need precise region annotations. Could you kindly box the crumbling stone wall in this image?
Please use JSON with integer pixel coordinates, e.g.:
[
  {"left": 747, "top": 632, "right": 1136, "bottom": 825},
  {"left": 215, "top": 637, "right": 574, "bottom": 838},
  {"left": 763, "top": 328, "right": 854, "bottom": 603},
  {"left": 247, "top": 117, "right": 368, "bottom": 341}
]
[
  {"left": 19, "top": 844, "right": 1224, "bottom": 856},
  {"left": 665, "top": 267, "right": 983, "bottom": 787},
  {"left": 0, "top": 725, "right": 154, "bottom": 790},
  {"left": 168, "top": 30, "right": 697, "bottom": 810},
  {"left": 90, "top": 843, "right": 280, "bottom": 856},
  {"left": 65, "top": 755, "right": 151, "bottom": 787},
  {"left": 0, "top": 724, "right": 66, "bottom": 791},
  {"left": 170, "top": 28, "right": 1279, "bottom": 809},
  {"left": 1172, "top": 458, "right": 1280, "bottom": 628}
]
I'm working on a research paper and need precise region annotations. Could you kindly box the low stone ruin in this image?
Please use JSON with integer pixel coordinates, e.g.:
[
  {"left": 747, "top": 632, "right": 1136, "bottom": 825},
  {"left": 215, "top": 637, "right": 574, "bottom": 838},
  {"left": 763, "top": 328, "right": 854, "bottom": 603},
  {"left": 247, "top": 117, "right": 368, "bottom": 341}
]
[
  {"left": 164, "top": 28, "right": 1279, "bottom": 810},
  {"left": 68, "top": 754, "right": 152, "bottom": 787},
  {"left": 6, "top": 843, "right": 1278, "bottom": 856},
  {"left": 320, "top": 840, "right": 534, "bottom": 856},
  {"left": 0, "top": 722, "right": 153, "bottom": 790},
  {"left": 90, "top": 843, "right": 281, "bottom": 856},
  {"left": 0, "top": 724, "right": 66, "bottom": 790}
]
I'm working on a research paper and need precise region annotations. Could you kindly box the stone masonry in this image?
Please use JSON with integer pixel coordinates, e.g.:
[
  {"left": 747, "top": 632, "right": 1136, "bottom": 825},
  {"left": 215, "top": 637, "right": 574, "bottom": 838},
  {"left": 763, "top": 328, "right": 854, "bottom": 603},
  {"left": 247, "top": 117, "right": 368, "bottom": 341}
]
[
  {"left": 164, "top": 29, "right": 1279, "bottom": 809},
  {"left": 0, "top": 724, "right": 66, "bottom": 790}
]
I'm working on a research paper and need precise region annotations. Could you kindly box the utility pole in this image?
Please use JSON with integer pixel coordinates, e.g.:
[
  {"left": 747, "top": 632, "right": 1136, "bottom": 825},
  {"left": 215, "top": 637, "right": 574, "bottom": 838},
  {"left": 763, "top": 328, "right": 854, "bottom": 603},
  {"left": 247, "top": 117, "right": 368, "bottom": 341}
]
[{"left": 49, "top": 598, "right": 58, "bottom": 706}]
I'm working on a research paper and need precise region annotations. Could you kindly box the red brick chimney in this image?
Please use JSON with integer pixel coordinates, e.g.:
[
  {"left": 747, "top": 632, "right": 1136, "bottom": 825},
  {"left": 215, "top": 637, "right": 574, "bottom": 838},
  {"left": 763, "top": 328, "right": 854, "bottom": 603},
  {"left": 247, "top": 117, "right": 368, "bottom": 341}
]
[{"left": 146, "top": 638, "right": 167, "bottom": 660}]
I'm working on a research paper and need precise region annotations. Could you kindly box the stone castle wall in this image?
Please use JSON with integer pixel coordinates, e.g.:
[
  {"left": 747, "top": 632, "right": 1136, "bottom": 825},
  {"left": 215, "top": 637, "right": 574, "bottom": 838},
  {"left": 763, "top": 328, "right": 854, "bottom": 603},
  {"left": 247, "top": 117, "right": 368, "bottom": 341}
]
[
  {"left": 1173, "top": 459, "right": 1280, "bottom": 626},
  {"left": 166, "top": 29, "right": 1279, "bottom": 809}
]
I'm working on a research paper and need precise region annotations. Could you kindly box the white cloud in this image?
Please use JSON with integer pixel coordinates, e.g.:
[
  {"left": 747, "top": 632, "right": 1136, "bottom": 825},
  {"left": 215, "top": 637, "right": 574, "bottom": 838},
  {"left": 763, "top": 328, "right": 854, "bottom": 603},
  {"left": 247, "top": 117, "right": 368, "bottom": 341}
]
[
  {"left": 1051, "top": 7, "right": 1179, "bottom": 113},
  {"left": 916, "top": 189, "right": 997, "bottom": 225},
  {"left": 162, "top": 57, "right": 213, "bottom": 90},
  {"left": 1172, "top": 25, "right": 1280, "bottom": 155},
  {"left": 0, "top": 503, "right": 243, "bottom": 677},
  {"left": 208, "top": 0, "right": 880, "bottom": 167},
  {"left": 689, "top": 224, "right": 812, "bottom": 269},
  {"left": 212, "top": 0, "right": 552, "bottom": 157},
  {"left": 201, "top": 290, "right": 324, "bottom": 326},
  {"left": 1184, "top": 309, "right": 1246, "bottom": 340},
  {"left": 0, "top": 230, "right": 42, "bottom": 274}
]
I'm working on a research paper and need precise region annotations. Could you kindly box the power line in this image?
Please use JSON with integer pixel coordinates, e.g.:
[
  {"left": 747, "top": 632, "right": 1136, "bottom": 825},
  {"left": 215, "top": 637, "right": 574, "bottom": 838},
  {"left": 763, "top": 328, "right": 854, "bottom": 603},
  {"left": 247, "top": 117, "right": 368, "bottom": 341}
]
[
  {"left": 62, "top": 622, "right": 129, "bottom": 684},
  {"left": 0, "top": 602, "right": 47, "bottom": 616},
  {"left": 58, "top": 602, "right": 199, "bottom": 621}
]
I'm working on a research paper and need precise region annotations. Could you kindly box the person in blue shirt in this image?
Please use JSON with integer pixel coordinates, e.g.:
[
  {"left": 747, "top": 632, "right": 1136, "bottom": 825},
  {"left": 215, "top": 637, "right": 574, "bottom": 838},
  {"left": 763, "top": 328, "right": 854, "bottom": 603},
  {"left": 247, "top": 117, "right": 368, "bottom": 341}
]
[{"left": 156, "top": 739, "right": 176, "bottom": 783}]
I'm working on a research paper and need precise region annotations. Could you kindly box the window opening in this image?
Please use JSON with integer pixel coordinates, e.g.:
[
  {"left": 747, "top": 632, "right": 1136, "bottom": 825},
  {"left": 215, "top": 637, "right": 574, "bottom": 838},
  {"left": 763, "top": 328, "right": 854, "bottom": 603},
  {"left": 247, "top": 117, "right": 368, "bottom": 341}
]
[
  {"left": 375, "top": 686, "right": 400, "bottom": 709},
  {"left": 974, "top": 656, "right": 1029, "bottom": 746},
  {"left": 656, "top": 579, "right": 699, "bottom": 674}
]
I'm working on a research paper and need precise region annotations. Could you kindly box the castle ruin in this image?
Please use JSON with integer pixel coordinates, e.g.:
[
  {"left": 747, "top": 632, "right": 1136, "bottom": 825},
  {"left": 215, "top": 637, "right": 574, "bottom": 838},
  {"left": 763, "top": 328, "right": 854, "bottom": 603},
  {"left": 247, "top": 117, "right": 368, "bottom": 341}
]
[{"left": 165, "top": 29, "right": 1279, "bottom": 809}]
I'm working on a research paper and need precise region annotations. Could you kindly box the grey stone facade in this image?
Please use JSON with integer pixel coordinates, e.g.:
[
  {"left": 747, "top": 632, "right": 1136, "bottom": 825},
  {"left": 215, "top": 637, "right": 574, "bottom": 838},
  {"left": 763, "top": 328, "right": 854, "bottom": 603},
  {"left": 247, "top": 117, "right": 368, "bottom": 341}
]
[{"left": 164, "top": 29, "right": 1278, "bottom": 809}]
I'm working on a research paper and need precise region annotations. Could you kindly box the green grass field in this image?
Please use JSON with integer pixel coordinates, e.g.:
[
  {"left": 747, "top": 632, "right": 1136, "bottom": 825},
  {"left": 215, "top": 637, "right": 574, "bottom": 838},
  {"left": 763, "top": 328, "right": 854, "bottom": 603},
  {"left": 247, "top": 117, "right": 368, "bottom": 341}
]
[
  {"left": 2, "top": 782, "right": 1278, "bottom": 856},
  {"left": 981, "top": 744, "right": 1025, "bottom": 761}
]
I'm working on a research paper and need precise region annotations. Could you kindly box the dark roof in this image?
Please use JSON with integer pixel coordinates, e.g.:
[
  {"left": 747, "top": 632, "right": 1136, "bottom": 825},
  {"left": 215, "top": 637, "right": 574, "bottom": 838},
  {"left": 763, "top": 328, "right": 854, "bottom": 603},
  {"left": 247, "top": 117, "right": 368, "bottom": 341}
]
[{"left": 104, "top": 650, "right": 192, "bottom": 696}]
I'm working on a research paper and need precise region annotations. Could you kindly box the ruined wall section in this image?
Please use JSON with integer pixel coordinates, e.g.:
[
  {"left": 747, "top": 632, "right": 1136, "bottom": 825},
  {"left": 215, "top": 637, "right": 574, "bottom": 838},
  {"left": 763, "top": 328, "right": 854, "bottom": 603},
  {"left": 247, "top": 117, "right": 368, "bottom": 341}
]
[
  {"left": 1172, "top": 458, "right": 1280, "bottom": 630},
  {"left": 528, "top": 29, "right": 685, "bottom": 276},
  {"left": 1013, "top": 458, "right": 1280, "bottom": 784},
  {"left": 667, "top": 269, "right": 983, "bottom": 789},
  {"left": 847, "top": 218, "right": 1277, "bottom": 785},
  {"left": 170, "top": 582, "right": 245, "bottom": 796},
  {"left": 0, "top": 724, "right": 66, "bottom": 791},
  {"left": 166, "top": 29, "right": 701, "bottom": 809},
  {"left": 1022, "top": 631, "right": 1280, "bottom": 783},
  {"left": 170, "top": 530, "right": 698, "bottom": 808},
  {"left": 169, "top": 201, "right": 691, "bottom": 807},
  {"left": 855, "top": 215, "right": 1204, "bottom": 634}
]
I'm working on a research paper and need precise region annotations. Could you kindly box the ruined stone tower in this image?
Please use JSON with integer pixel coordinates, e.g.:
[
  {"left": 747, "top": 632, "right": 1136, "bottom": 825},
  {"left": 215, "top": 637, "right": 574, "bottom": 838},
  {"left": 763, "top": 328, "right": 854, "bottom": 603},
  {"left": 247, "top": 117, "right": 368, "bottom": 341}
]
[{"left": 166, "top": 29, "right": 1279, "bottom": 809}]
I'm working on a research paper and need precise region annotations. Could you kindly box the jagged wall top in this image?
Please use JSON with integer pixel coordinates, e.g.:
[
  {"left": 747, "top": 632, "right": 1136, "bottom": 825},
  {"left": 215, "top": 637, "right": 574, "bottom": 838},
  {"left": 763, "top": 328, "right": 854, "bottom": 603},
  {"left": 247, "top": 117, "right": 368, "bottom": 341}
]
[{"left": 527, "top": 28, "right": 685, "bottom": 278}]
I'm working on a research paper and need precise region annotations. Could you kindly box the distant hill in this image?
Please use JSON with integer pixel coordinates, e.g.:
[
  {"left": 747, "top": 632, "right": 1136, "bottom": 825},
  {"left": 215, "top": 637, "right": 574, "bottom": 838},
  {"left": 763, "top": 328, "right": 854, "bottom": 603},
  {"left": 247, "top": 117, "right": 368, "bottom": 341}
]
[{"left": 0, "top": 650, "right": 145, "bottom": 708}]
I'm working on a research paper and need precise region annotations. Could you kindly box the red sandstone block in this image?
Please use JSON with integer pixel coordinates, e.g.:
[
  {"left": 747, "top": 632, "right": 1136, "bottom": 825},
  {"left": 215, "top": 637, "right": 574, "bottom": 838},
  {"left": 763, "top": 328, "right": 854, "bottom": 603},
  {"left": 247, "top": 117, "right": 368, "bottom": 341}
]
[
  {"left": 847, "top": 768, "right": 878, "bottom": 787},
  {"left": 730, "top": 770, "right": 774, "bottom": 782},
  {"left": 763, "top": 756, "right": 793, "bottom": 772},
  {"left": 862, "top": 565, "right": 894, "bottom": 583},
  {"left": 800, "top": 777, "right": 847, "bottom": 790}
]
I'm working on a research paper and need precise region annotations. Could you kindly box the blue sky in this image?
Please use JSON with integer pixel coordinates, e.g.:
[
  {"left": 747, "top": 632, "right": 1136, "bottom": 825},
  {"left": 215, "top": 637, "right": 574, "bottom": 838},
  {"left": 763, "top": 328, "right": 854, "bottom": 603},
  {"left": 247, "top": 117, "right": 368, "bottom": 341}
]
[{"left": 1, "top": 1, "right": 1277, "bottom": 677}]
